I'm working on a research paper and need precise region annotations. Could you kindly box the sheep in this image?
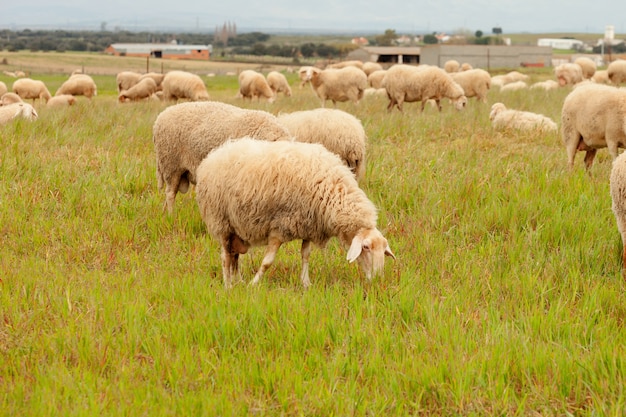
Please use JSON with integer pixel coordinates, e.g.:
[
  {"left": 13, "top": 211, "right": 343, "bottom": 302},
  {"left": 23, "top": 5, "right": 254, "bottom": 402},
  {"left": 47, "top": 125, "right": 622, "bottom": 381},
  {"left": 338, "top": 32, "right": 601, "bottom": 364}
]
[
  {"left": 1, "top": 92, "right": 23, "bottom": 105},
  {"left": 491, "top": 70, "right": 529, "bottom": 88},
  {"left": 297, "top": 66, "right": 315, "bottom": 88},
  {"left": 561, "top": 82, "right": 626, "bottom": 169},
  {"left": 237, "top": 70, "right": 275, "bottom": 102},
  {"left": 499, "top": 80, "right": 528, "bottom": 92},
  {"left": 530, "top": 79, "right": 559, "bottom": 91},
  {"left": 266, "top": 70, "right": 292, "bottom": 97},
  {"left": 118, "top": 77, "right": 158, "bottom": 103},
  {"left": 449, "top": 68, "right": 491, "bottom": 103},
  {"left": 277, "top": 108, "right": 367, "bottom": 180},
  {"left": 306, "top": 66, "right": 368, "bottom": 107},
  {"left": 152, "top": 101, "right": 293, "bottom": 214},
  {"left": 195, "top": 138, "right": 395, "bottom": 288},
  {"left": 555, "top": 63, "right": 584, "bottom": 87},
  {"left": 367, "top": 69, "right": 387, "bottom": 89},
  {"left": 610, "top": 152, "right": 626, "bottom": 269},
  {"left": 460, "top": 63, "right": 473, "bottom": 71},
  {"left": 608, "top": 59, "right": 626, "bottom": 85},
  {"left": 56, "top": 74, "right": 98, "bottom": 98},
  {"left": 12, "top": 78, "right": 52, "bottom": 103},
  {"left": 138, "top": 72, "right": 165, "bottom": 91},
  {"left": 382, "top": 64, "right": 467, "bottom": 112},
  {"left": 489, "top": 102, "right": 557, "bottom": 132},
  {"left": 0, "top": 81, "right": 6, "bottom": 97},
  {"left": 574, "top": 57, "right": 597, "bottom": 79},
  {"left": 46, "top": 94, "right": 76, "bottom": 107},
  {"left": 591, "top": 69, "right": 611, "bottom": 84},
  {"left": 116, "top": 71, "right": 142, "bottom": 93},
  {"left": 444, "top": 60, "right": 460, "bottom": 73},
  {"left": 161, "top": 70, "right": 210, "bottom": 102},
  {"left": 362, "top": 62, "right": 384, "bottom": 76},
  {"left": 326, "top": 60, "right": 364, "bottom": 70},
  {"left": 0, "top": 102, "right": 38, "bottom": 124}
]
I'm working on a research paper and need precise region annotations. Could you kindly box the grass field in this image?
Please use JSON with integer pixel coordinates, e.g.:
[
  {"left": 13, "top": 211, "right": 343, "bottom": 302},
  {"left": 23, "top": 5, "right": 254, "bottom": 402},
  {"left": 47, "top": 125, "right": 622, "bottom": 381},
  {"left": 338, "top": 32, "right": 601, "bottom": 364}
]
[{"left": 1, "top": 53, "right": 626, "bottom": 416}]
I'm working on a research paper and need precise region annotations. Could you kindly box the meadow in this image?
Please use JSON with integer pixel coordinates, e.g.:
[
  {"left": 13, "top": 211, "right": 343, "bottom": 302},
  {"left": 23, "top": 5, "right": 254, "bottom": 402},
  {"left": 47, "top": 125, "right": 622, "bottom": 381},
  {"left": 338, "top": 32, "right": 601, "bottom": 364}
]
[{"left": 1, "top": 53, "right": 626, "bottom": 416}]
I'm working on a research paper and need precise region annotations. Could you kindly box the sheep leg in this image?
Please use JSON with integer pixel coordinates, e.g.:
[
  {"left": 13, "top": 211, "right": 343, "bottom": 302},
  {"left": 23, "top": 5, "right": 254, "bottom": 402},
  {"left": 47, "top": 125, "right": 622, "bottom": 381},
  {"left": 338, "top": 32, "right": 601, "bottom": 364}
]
[
  {"left": 583, "top": 149, "right": 597, "bottom": 170},
  {"left": 220, "top": 242, "right": 236, "bottom": 289},
  {"left": 249, "top": 237, "right": 282, "bottom": 286},
  {"left": 300, "top": 240, "right": 312, "bottom": 289},
  {"left": 163, "top": 177, "right": 181, "bottom": 214},
  {"left": 435, "top": 99, "right": 442, "bottom": 112}
]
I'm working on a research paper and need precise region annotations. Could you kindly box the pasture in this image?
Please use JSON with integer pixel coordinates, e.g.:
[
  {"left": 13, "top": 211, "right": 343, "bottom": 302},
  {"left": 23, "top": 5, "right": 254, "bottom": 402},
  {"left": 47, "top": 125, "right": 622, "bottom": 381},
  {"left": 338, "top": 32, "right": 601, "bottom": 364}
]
[{"left": 1, "top": 53, "right": 626, "bottom": 415}]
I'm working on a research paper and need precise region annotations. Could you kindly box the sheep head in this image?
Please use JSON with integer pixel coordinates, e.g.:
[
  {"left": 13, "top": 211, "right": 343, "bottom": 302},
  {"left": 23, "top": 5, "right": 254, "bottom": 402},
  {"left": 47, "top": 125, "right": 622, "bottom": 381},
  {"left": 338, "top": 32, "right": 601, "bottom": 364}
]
[{"left": 346, "top": 228, "right": 395, "bottom": 280}]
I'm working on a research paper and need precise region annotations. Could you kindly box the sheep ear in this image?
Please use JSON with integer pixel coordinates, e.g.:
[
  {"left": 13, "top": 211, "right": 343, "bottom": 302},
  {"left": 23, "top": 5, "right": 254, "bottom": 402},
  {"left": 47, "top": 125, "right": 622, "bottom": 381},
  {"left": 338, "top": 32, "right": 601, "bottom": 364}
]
[
  {"left": 346, "top": 236, "right": 363, "bottom": 263},
  {"left": 384, "top": 245, "right": 396, "bottom": 260}
]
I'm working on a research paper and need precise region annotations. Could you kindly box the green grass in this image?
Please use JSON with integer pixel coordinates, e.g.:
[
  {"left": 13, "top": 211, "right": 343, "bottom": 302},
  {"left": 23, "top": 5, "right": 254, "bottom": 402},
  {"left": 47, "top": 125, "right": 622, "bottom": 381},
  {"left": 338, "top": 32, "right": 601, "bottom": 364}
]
[{"left": 1, "top": 65, "right": 626, "bottom": 416}]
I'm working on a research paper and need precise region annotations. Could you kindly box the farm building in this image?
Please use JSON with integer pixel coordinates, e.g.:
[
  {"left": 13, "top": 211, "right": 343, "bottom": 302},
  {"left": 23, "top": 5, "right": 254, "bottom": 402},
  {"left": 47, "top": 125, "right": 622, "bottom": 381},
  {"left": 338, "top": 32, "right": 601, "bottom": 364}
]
[
  {"left": 419, "top": 44, "right": 553, "bottom": 70},
  {"left": 346, "top": 46, "right": 421, "bottom": 64},
  {"left": 105, "top": 43, "right": 211, "bottom": 60},
  {"left": 537, "top": 38, "right": 584, "bottom": 50}
]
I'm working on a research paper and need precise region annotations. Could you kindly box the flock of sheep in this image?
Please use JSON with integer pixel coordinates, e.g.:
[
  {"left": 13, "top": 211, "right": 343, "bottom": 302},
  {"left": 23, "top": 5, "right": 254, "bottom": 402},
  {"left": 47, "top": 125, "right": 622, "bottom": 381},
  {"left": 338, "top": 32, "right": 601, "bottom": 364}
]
[{"left": 4, "top": 54, "right": 626, "bottom": 284}]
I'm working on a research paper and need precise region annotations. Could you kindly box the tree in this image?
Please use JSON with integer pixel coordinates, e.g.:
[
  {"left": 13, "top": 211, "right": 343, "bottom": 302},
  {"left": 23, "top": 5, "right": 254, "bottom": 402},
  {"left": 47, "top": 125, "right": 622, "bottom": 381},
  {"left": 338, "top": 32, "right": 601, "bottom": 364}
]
[
  {"left": 492, "top": 27, "right": 502, "bottom": 35},
  {"left": 375, "top": 29, "right": 397, "bottom": 46},
  {"left": 423, "top": 34, "right": 438, "bottom": 44},
  {"left": 475, "top": 30, "right": 483, "bottom": 38}
]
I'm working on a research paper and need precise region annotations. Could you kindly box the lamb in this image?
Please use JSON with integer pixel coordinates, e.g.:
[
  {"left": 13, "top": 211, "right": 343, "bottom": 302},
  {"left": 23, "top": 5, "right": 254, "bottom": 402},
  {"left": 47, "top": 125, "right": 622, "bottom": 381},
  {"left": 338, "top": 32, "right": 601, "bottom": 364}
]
[
  {"left": 555, "top": 63, "right": 584, "bottom": 86},
  {"left": 195, "top": 138, "right": 395, "bottom": 288},
  {"left": 449, "top": 68, "right": 491, "bottom": 103},
  {"left": 561, "top": 82, "right": 626, "bottom": 169},
  {"left": 277, "top": 108, "right": 367, "bottom": 180},
  {"left": 56, "top": 74, "right": 98, "bottom": 98},
  {"left": 610, "top": 152, "right": 626, "bottom": 269},
  {"left": 499, "top": 80, "right": 528, "bottom": 92},
  {"left": 161, "top": 70, "right": 210, "bottom": 102},
  {"left": 574, "top": 57, "right": 597, "bottom": 79},
  {"left": 306, "top": 66, "right": 368, "bottom": 107},
  {"left": 362, "top": 62, "right": 383, "bottom": 76},
  {"left": 444, "top": 60, "right": 460, "bottom": 73},
  {"left": 367, "top": 69, "right": 387, "bottom": 89},
  {"left": 608, "top": 59, "right": 626, "bottom": 84},
  {"left": 152, "top": 101, "right": 293, "bottom": 213},
  {"left": 118, "top": 77, "right": 158, "bottom": 103},
  {"left": 12, "top": 78, "right": 52, "bottom": 103},
  {"left": 116, "top": 71, "right": 142, "bottom": 93},
  {"left": 266, "top": 71, "right": 292, "bottom": 97},
  {"left": 530, "top": 79, "right": 559, "bottom": 91},
  {"left": 0, "top": 102, "right": 38, "bottom": 124},
  {"left": 489, "top": 102, "right": 557, "bottom": 132},
  {"left": 46, "top": 94, "right": 76, "bottom": 107},
  {"left": 237, "top": 70, "right": 275, "bottom": 102},
  {"left": 1, "top": 92, "right": 23, "bottom": 105},
  {"left": 0, "top": 81, "right": 6, "bottom": 97},
  {"left": 382, "top": 64, "right": 467, "bottom": 112}
]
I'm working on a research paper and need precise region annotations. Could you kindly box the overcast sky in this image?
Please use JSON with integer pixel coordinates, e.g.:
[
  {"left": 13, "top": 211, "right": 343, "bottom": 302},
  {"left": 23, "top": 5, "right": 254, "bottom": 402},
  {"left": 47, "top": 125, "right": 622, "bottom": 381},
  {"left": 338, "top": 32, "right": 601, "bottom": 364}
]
[{"left": 1, "top": 0, "right": 624, "bottom": 35}]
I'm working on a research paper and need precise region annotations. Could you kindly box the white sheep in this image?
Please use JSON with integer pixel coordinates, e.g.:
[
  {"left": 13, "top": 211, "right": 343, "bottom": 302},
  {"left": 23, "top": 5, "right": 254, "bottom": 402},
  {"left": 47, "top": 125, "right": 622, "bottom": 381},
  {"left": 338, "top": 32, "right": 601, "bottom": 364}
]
[
  {"left": 450, "top": 68, "right": 491, "bottom": 103},
  {"left": 237, "top": 70, "right": 275, "bottom": 102},
  {"left": 0, "top": 102, "right": 38, "bottom": 124},
  {"left": 306, "top": 66, "right": 368, "bottom": 107},
  {"left": 555, "top": 63, "right": 584, "bottom": 87},
  {"left": 297, "top": 65, "right": 315, "bottom": 88},
  {"left": 46, "top": 94, "right": 76, "bottom": 107},
  {"left": 138, "top": 72, "right": 165, "bottom": 91},
  {"left": 561, "top": 82, "right": 626, "bottom": 169},
  {"left": 116, "top": 71, "right": 142, "bottom": 93},
  {"left": 161, "top": 70, "right": 210, "bottom": 102},
  {"left": 382, "top": 64, "right": 467, "bottom": 112},
  {"left": 56, "top": 74, "right": 97, "bottom": 98},
  {"left": 195, "top": 138, "right": 395, "bottom": 288},
  {"left": 367, "top": 69, "right": 387, "bottom": 89},
  {"left": 118, "top": 77, "right": 158, "bottom": 103},
  {"left": 266, "top": 71, "right": 292, "bottom": 97},
  {"left": 460, "top": 63, "right": 473, "bottom": 71},
  {"left": 591, "top": 70, "right": 611, "bottom": 84},
  {"left": 12, "top": 78, "right": 52, "bottom": 103},
  {"left": 444, "top": 60, "right": 460, "bottom": 73},
  {"left": 499, "top": 80, "right": 528, "bottom": 92},
  {"left": 326, "top": 60, "right": 364, "bottom": 70},
  {"left": 0, "top": 81, "right": 6, "bottom": 97},
  {"left": 489, "top": 102, "right": 557, "bottom": 132},
  {"left": 1, "top": 92, "right": 23, "bottom": 105},
  {"left": 574, "top": 57, "right": 597, "bottom": 79},
  {"left": 530, "top": 79, "right": 559, "bottom": 91},
  {"left": 610, "top": 152, "right": 626, "bottom": 269},
  {"left": 491, "top": 70, "right": 529, "bottom": 88},
  {"left": 277, "top": 108, "right": 367, "bottom": 180},
  {"left": 152, "top": 101, "right": 293, "bottom": 213},
  {"left": 608, "top": 59, "right": 626, "bottom": 84},
  {"left": 362, "top": 62, "right": 384, "bottom": 76}
]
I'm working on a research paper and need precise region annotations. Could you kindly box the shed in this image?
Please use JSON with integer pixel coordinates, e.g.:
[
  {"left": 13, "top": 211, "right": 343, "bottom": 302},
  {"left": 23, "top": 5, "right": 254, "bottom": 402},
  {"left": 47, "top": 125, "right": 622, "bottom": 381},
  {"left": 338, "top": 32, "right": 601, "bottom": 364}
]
[
  {"left": 346, "top": 46, "right": 421, "bottom": 64},
  {"left": 105, "top": 43, "right": 211, "bottom": 60},
  {"left": 419, "top": 45, "right": 553, "bottom": 70}
]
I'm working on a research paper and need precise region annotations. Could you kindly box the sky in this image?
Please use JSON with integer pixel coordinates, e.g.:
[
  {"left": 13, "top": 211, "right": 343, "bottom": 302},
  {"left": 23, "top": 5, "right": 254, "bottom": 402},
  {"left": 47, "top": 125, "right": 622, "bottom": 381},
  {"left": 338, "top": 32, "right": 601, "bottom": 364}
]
[{"left": 1, "top": 0, "right": 624, "bottom": 35}]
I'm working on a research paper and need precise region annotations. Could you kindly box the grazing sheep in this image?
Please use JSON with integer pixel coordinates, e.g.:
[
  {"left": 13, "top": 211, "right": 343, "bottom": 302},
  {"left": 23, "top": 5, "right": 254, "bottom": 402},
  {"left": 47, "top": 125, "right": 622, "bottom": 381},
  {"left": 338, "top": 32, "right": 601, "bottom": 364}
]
[
  {"left": 444, "top": 60, "right": 460, "bottom": 73},
  {"left": 362, "top": 62, "right": 384, "bottom": 76},
  {"left": 266, "top": 71, "right": 292, "bottom": 97},
  {"left": 367, "top": 69, "right": 387, "bottom": 89},
  {"left": 277, "top": 108, "right": 367, "bottom": 180},
  {"left": 152, "top": 101, "right": 292, "bottom": 213},
  {"left": 555, "top": 63, "right": 584, "bottom": 87},
  {"left": 530, "top": 79, "right": 559, "bottom": 91},
  {"left": 608, "top": 59, "right": 626, "bottom": 85},
  {"left": 161, "top": 70, "right": 210, "bottom": 102},
  {"left": 460, "top": 63, "right": 473, "bottom": 71},
  {"left": 138, "top": 72, "right": 165, "bottom": 91},
  {"left": 237, "top": 70, "right": 275, "bottom": 102},
  {"left": 491, "top": 70, "right": 529, "bottom": 88},
  {"left": 195, "top": 138, "right": 395, "bottom": 288},
  {"left": 298, "top": 65, "right": 315, "bottom": 88},
  {"left": 46, "top": 94, "right": 76, "bottom": 107},
  {"left": 306, "top": 66, "right": 368, "bottom": 107},
  {"left": 12, "top": 78, "right": 52, "bottom": 103},
  {"left": 450, "top": 68, "right": 491, "bottom": 103},
  {"left": 499, "top": 80, "right": 528, "bottom": 92},
  {"left": 116, "top": 71, "right": 142, "bottom": 93},
  {"left": 0, "top": 81, "right": 6, "bottom": 97},
  {"left": 56, "top": 74, "right": 98, "bottom": 98},
  {"left": 1, "top": 92, "right": 23, "bottom": 105},
  {"left": 489, "top": 102, "right": 557, "bottom": 132},
  {"left": 610, "top": 152, "right": 626, "bottom": 269},
  {"left": 561, "top": 82, "right": 626, "bottom": 169},
  {"left": 382, "top": 64, "right": 467, "bottom": 112},
  {"left": 0, "top": 102, "right": 38, "bottom": 124},
  {"left": 574, "top": 57, "right": 597, "bottom": 79},
  {"left": 118, "top": 77, "right": 158, "bottom": 103},
  {"left": 327, "top": 60, "right": 364, "bottom": 70},
  {"left": 591, "top": 69, "right": 611, "bottom": 84}
]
